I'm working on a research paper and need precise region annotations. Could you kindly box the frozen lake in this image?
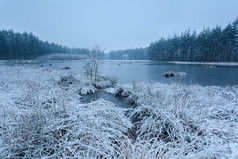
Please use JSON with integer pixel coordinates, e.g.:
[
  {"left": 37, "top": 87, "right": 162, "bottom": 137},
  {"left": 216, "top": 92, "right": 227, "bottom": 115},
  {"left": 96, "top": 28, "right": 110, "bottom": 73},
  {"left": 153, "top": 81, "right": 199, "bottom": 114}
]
[{"left": 4, "top": 60, "right": 238, "bottom": 86}]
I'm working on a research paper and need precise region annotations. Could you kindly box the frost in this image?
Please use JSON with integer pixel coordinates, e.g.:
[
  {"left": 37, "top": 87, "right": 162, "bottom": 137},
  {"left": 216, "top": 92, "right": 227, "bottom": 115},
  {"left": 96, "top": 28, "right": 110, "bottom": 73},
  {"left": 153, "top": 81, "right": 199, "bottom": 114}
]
[
  {"left": 105, "top": 87, "right": 117, "bottom": 94},
  {"left": 117, "top": 82, "right": 238, "bottom": 158},
  {"left": 78, "top": 84, "right": 97, "bottom": 95},
  {"left": 0, "top": 65, "right": 238, "bottom": 158}
]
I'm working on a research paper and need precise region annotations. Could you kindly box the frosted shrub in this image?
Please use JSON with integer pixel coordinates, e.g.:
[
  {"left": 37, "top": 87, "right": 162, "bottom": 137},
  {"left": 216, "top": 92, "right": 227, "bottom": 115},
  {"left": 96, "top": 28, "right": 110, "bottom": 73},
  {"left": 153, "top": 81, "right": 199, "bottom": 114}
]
[
  {"left": 1, "top": 65, "right": 238, "bottom": 158},
  {"left": 0, "top": 66, "right": 132, "bottom": 158},
  {"left": 121, "top": 82, "right": 238, "bottom": 158}
]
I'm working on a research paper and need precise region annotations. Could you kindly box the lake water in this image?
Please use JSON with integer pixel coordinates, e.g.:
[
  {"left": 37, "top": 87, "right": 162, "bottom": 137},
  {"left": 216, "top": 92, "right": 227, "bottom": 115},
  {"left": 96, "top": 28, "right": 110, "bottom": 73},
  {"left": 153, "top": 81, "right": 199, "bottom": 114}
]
[{"left": 34, "top": 61, "right": 238, "bottom": 86}]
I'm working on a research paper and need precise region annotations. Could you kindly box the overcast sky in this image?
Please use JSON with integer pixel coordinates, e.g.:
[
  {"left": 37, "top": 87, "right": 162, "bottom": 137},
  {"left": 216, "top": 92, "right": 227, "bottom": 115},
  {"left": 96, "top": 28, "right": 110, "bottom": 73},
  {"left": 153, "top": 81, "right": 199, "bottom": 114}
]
[{"left": 0, "top": 0, "right": 238, "bottom": 51}]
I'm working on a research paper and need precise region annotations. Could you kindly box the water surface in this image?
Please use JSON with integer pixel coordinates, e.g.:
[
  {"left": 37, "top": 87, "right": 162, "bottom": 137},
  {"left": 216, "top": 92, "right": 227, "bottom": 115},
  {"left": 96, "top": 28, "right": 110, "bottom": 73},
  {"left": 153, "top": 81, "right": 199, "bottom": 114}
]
[
  {"left": 42, "top": 61, "right": 238, "bottom": 86},
  {"left": 6, "top": 61, "right": 238, "bottom": 86}
]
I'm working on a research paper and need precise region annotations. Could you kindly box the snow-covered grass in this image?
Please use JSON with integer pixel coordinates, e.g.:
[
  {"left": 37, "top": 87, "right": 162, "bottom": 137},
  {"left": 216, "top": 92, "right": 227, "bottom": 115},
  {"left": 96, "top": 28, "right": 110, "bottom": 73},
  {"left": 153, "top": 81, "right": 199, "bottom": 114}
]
[
  {"left": 0, "top": 65, "right": 130, "bottom": 158},
  {"left": 0, "top": 65, "right": 238, "bottom": 158},
  {"left": 114, "top": 82, "right": 238, "bottom": 158}
]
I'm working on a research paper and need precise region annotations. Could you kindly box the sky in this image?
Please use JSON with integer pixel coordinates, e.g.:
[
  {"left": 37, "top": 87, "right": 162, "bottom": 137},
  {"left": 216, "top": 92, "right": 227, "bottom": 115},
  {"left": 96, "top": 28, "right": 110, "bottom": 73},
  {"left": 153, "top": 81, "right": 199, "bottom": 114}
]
[{"left": 0, "top": 0, "right": 238, "bottom": 52}]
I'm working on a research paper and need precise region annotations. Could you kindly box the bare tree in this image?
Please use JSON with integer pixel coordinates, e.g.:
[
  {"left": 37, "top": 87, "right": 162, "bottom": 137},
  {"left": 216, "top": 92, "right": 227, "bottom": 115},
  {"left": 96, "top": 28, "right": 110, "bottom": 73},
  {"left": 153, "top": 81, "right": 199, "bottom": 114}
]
[{"left": 83, "top": 45, "right": 104, "bottom": 82}]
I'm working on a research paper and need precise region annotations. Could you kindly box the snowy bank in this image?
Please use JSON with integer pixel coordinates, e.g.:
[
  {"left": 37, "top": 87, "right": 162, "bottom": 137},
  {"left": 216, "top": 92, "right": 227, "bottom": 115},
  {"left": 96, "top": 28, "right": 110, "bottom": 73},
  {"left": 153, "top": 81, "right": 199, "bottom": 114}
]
[
  {"left": 110, "top": 82, "right": 238, "bottom": 158},
  {"left": 166, "top": 61, "right": 238, "bottom": 66},
  {"left": 0, "top": 65, "right": 238, "bottom": 158}
]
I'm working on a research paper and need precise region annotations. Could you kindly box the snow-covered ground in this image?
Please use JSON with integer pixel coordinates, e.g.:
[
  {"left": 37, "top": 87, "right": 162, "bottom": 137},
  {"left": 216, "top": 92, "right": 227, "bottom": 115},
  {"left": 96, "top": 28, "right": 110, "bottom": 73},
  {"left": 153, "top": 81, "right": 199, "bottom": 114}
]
[
  {"left": 166, "top": 61, "right": 238, "bottom": 66},
  {"left": 112, "top": 82, "right": 238, "bottom": 158},
  {"left": 0, "top": 65, "right": 238, "bottom": 158}
]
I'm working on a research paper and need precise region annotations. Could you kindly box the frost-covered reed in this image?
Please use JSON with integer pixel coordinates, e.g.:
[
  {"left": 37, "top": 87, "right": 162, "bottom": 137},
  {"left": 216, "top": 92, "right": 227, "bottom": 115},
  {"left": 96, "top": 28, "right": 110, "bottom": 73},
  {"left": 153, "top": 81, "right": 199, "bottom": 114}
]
[{"left": 0, "top": 65, "right": 238, "bottom": 158}]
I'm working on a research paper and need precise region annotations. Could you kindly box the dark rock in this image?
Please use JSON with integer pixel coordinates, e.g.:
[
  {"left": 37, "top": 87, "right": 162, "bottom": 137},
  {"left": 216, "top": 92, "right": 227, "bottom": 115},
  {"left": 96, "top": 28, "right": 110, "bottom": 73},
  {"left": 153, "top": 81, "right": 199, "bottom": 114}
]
[
  {"left": 170, "top": 72, "right": 175, "bottom": 77},
  {"left": 61, "top": 66, "right": 70, "bottom": 69},
  {"left": 162, "top": 71, "right": 177, "bottom": 78},
  {"left": 114, "top": 87, "right": 124, "bottom": 97}
]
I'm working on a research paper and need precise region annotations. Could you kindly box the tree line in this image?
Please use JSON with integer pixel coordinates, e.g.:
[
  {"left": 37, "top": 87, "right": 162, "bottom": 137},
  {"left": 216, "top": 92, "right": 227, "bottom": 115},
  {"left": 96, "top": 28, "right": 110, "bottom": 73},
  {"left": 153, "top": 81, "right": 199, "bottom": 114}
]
[
  {"left": 106, "top": 47, "right": 149, "bottom": 60},
  {"left": 2, "top": 18, "right": 238, "bottom": 61},
  {"left": 0, "top": 29, "right": 90, "bottom": 60},
  {"left": 148, "top": 19, "right": 238, "bottom": 62}
]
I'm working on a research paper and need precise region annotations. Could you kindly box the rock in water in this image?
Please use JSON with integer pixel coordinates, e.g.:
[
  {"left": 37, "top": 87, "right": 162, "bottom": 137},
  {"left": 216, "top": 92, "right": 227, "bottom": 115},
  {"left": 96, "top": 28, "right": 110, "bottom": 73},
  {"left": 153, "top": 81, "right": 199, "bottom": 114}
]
[
  {"left": 162, "top": 71, "right": 186, "bottom": 78},
  {"left": 162, "top": 71, "right": 177, "bottom": 78},
  {"left": 61, "top": 66, "right": 70, "bottom": 69}
]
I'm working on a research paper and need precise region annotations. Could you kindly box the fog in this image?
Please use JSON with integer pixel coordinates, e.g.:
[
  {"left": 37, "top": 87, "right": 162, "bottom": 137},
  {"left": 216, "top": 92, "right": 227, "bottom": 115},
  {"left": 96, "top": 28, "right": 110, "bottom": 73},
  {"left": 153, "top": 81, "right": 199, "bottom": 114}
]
[{"left": 0, "top": 0, "right": 238, "bottom": 51}]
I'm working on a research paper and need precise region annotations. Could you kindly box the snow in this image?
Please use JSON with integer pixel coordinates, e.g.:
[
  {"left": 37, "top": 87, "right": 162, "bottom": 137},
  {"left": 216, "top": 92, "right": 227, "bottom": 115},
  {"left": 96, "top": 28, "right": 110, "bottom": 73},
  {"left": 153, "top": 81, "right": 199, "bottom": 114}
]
[
  {"left": 109, "top": 82, "right": 238, "bottom": 158},
  {"left": 176, "top": 71, "right": 186, "bottom": 76},
  {"left": 105, "top": 87, "right": 117, "bottom": 94},
  {"left": 0, "top": 65, "right": 131, "bottom": 158},
  {"left": 102, "top": 60, "right": 150, "bottom": 63},
  {"left": 0, "top": 65, "right": 238, "bottom": 158},
  {"left": 166, "top": 61, "right": 238, "bottom": 66}
]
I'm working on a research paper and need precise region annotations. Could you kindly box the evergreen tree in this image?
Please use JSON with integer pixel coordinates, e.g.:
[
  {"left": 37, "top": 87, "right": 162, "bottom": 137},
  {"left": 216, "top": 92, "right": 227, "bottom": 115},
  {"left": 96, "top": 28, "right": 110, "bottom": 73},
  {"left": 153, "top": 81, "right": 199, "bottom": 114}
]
[
  {"left": 0, "top": 30, "right": 91, "bottom": 60},
  {"left": 148, "top": 18, "right": 238, "bottom": 62}
]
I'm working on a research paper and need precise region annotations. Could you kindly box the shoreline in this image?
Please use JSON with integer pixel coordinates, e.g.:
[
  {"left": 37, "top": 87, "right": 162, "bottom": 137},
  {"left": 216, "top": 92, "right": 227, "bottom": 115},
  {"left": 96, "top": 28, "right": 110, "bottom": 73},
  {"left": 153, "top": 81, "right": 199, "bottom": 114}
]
[
  {"left": 1, "top": 59, "right": 238, "bottom": 66},
  {"left": 164, "top": 61, "right": 238, "bottom": 66}
]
